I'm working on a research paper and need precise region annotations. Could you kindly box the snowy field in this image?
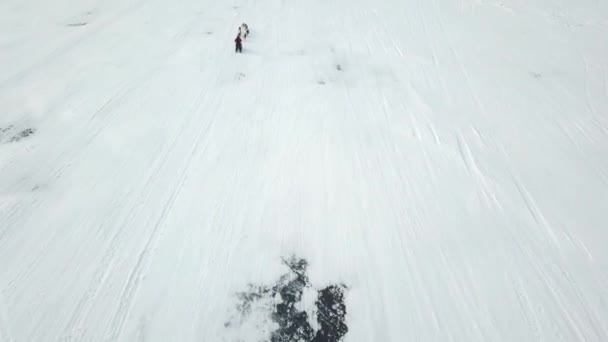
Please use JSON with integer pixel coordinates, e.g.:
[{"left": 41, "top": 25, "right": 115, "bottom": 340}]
[{"left": 1, "top": 0, "right": 608, "bottom": 340}]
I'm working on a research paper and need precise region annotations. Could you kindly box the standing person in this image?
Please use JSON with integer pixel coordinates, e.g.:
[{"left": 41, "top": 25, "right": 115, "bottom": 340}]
[
  {"left": 241, "top": 23, "right": 249, "bottom": 39},
  {"left": 235, "top": 33, "right": 242, "bottom": 53}
]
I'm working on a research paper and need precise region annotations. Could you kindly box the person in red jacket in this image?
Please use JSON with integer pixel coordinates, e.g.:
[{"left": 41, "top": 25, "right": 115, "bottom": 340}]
[{"left": 235, "top": 33, "right": 242, "bottom": 53}]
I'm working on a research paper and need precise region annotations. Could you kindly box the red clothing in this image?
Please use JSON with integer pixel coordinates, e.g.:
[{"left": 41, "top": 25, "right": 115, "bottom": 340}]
[{"left": 235, "top": 35, "right": 243, "bottom": 53}]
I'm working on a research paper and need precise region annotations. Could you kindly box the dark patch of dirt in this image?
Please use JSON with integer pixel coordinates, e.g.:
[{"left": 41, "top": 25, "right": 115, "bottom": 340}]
[
  {"left": 1, "top": 125, "right": 14, "bottom": 133},
  {"left": 9, "top": 128, "right": 35, "bottom": 142},
  {"left": 228, "top": 256, "right": 348, "bottom": 342},
  {"left": 312, "top": 285, "right": 348, "bottom": 342}
]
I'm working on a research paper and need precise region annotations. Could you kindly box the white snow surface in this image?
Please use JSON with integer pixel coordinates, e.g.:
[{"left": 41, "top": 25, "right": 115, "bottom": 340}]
[{"left": 1, "top": 0, "right": 608, "bottom": 341}]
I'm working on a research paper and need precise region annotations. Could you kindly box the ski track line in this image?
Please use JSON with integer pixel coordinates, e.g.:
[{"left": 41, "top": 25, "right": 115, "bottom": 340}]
[
  {"left": 0, "top": 201, "right": 32, "bottom": 243},
  {"left": 582, "top": 55, "right": 601, "bottom": 123},
  {"left": 370, "top": 23, "right": 390, "bottom": 56},
  {"left": 0, "top": 0, "right": 147, "bottom": 90},
  {"left": 511, "top": 272, "right": 542, "bottom": 341},
  {"left": 10, "top": 23, "right": 221, "bottom": 338},
  {"left": 577, "top": 238, "right": 595, "bottom": 262},
  {"left": 0, "top": 79, "right": 144, "bottom": 265},
  {"left": 64, "top": 76, "right": 211, "bottom": 341},
  {"left": 469, "top": 124, "right": 491, "bottom": 149},
  {"left": 591, "top": 116, "right": 608, "bottom": 137},
  {"left": 105, "top": 56, "right": 228, "bottom": 342},
  {"left": 407, "top": 83, "right": 441, "bottom": 146},
  {"left": 4, "top": 235, "right": 52, "bottom": 297},
  {"left": 0, "top": 69, "right": 155, "bottom": 242},
  {"left": 364, "top": 10, "right": 404, "bottom": 57},
  {"left": 370, "top": 8, "right": 434, "bottom": 69},
  {"left": 48, "top": 82, "right": 138, "bottom": 180},
  {"left": 438, "top": 249, "right": 487, "bottom": 340},
  {"left": 556, "top": 121, "right": 608, "bottom": 186},
  {"left": 0, "top": 9, "right": 206, "bottom": 259},
  {"left": 431, "top": 0, "right": 489, "bottom": 120},
  {"left": 463, "top": 263, "right": 501, "bottom": 341},
  {"left": 402, "top": 245, "right": 442, "bottom": 339},
  {"left": 506, "top": 232, "right": 570, "bottom": 339},
  {"left": 370, "top": 10, "right": 404, "bottom": 58},
  {"left": 456, "top": 132, "right": 501, "bottom": 210},
  {"left": 572, "top": 120, "right": 599, "bottom": 145},
  {"left": 581, "top": 55, "right": 608, "bottom": 137},
  {"left": 0, "top": 291, "right": 14, "bottom": 342},
  {"left": 602, "top": 68, "right": 608, "bottom": 98},
  {"left": 62, "top": 149, "right": 174, "bottom": 341},
  {"left": 509, "top": 172, "right": 561, "bottom": 248},
  {"left": 105, "top": 97, "right": 204, "bottom": 342},
  {"left": 416, "top": 0, "right": 451, "bottom": 104},
  {"left": 60, "top": 41, "right": 219, "bottom": 340},
  {"left": 16, "top": 7, "right": 208, "bottom": 195},
  {"left": 58, "top": 99, "right": 200, "bottom": 339},
  {"left": 553, "top": 256, "right": 608, "bottom": 339},
  {"left": 417, "top": 130, "right": 441, "bottom": 196},
  {"left": 523, "top": 243, "right": 595, "bottom": 341},
  {"left": 87, "top": 81, "right": 135, "bottom": 123},
  {"left": 486, "top": 1, "right": 516, "bottom": 15}
]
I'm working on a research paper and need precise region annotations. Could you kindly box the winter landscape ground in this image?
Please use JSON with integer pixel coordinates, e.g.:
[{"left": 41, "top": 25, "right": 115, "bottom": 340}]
[{"left": 1, "top": 0, "right": 608, "bottom": 341}]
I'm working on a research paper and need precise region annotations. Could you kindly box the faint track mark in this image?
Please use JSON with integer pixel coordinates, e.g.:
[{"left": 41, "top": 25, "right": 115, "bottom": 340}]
[
  {"left": 0, "top": 292, "right": 14, "bottom": 342},
  {"left": 456, "top": 132, "right": 501, "bottom": 209},
  {"left": 510, "top": 173, "right": 560, "bottom": 247}
]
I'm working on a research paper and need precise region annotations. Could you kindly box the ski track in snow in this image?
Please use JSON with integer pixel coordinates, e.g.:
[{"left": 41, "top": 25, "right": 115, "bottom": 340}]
[{"left": 1, "top": 0, "right": 608, "bottom": 341}]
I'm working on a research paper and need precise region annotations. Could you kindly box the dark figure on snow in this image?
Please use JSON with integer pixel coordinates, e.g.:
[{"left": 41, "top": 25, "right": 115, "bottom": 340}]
[
  {"left": 235, "top": 34, "right": 242, "bottom": 53},
  {"left": 241, "top": 23, "right": 249, "bottom": 39}
]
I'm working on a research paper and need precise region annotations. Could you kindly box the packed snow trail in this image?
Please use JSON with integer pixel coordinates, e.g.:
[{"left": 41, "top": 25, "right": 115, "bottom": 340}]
[{"left": 1, "top": 0, "right": 608, "bottom": 341}]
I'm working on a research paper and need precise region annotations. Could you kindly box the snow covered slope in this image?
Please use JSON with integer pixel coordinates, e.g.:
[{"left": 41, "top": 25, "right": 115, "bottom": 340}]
[{"left": 1, "top": 0, "right": 608, "bottom": 340}]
